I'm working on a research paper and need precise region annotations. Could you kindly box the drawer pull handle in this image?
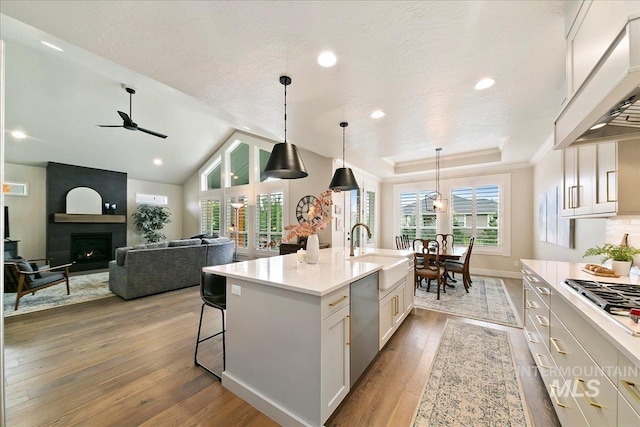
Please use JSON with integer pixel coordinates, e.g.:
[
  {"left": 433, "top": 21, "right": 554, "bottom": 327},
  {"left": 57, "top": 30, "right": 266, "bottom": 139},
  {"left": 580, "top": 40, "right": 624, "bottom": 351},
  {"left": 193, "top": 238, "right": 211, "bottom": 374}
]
[
  {"left": 329, "top": 295, "right": 348, "bottom": 307},
  {"left": 526, "top": 332, "right": 538, "bottom": 344},
  {"left": 536, "top": 315, "right": 549, "bottom": 327},
  {"left": 550, "top": 385, "right": 568, "bottom": 408},
  {"left": 526, "top": 300, "right": 538, "bottom": 310},
  {"left": 577, "top": 378, "right": 602, "bottom": 408},
  {"left": 550, "top": 337, "right": 566, "bottom": 355},
  {"left": 527, "top": 276, "right": 540, "bottom": 283},
  {"left": 535, "top": 353, "right": 552, "bottom": 370},
  {"left": 536, "top": 286, "right": 549, "bottom": 295},
  {"left": 622, "top": 380, "right": 640, "bottom": 404},
  {"left": 346, "top": 315, "right": 351, "bottom": 346}
]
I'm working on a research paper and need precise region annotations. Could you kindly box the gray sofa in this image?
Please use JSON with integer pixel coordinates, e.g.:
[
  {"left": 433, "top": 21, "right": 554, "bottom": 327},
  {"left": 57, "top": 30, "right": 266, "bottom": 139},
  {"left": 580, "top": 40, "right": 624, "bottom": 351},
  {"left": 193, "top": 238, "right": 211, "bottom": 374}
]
[{"left": 108, "top": 237, "right": 234, "bottom": 300}]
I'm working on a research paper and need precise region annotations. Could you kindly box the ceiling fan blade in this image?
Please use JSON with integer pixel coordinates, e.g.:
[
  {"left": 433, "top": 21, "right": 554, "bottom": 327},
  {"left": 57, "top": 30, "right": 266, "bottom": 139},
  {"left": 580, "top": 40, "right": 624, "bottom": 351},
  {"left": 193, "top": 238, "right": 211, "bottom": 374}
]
[
  {"left": 117, "top": 111, "right": 133, "bottom": 125},
  {"left": 137, "top": 127, "right": 168, "bottom": 139},
  {"left": 97, "top": 125, "right": 124, "bottom": 128}
]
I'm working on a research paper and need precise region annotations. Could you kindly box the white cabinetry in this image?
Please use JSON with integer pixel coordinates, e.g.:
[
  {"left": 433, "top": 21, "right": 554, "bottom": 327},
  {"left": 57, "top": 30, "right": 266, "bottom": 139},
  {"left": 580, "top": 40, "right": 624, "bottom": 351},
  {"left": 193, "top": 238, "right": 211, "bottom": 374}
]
[
  {"left": 379, "top": 279, "right": 406, "bottom": 350},
  {"left": 403, "top": 256, "right": 415, "bottom": 313},
  {"left": 522, "top": 263, "right": 640, "bottom": 427},
  {"left": 562, "top": 140, "right": 640, "bottom": 217},
  {"left": 321, "top": 304, "right": 350, "bottom": 420}
]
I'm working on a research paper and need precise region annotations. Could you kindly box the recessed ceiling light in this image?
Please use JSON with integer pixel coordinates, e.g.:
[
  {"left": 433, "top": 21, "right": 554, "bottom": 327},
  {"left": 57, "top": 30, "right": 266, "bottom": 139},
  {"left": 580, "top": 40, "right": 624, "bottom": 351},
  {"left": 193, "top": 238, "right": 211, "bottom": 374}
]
[
  {"left": 41, "top": 41, "right": 64, "bottom": 52},
  {"left": 590, "top": 123, "right": 607, "bottom": 130},
  {"left": 153, "top": 158, "right": 162, "bottom": 165},
  {"left": 242, "top": 126, "right": 251, "bottom": 131},
  {"left": 11, "top": 131, "right": 27, "bottom": 139},
  {"left": 370, "top": 110, "right": 385, "bottom": 119},
  {"left": 317, "top": 51, "right": 337, "bottom": 67},
  {"left": 474, "top": 78, "right": 495, "bottom": 90}
]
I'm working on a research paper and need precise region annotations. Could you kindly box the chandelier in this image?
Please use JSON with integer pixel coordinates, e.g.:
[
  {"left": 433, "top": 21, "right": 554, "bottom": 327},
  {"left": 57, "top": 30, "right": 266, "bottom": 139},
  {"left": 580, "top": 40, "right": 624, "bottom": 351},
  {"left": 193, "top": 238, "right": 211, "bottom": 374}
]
[{"left": 425, "top": 148, "right": 448, "bottom": 213}]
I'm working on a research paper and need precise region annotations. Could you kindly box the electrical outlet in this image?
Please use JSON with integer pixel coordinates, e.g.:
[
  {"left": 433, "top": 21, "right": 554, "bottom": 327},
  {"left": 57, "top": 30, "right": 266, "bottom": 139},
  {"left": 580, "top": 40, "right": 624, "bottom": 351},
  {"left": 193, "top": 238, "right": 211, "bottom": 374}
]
[
  {"left": 231, "top": 284, "right": 241, "bottom": 296},
  {"left": 514, "top": 261, "right": 519, "bottom": 267}
]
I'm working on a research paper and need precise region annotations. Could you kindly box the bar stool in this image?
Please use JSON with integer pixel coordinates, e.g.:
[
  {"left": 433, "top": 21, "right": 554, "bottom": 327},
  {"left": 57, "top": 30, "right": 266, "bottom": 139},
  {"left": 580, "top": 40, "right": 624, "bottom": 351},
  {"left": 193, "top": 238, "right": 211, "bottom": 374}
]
[{"left": 194, "top": 271, "right": 226, "bottom": 381}]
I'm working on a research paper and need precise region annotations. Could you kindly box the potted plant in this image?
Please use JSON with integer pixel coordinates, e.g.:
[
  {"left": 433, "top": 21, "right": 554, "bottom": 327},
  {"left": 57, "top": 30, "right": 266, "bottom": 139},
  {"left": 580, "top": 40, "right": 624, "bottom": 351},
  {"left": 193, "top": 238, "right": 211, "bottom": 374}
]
[
  {"left": 132, "top": 204, "right": 171, "bottom": 243},
  {"left": 583, "top": 243, "right": 640, "bottom": 276}
]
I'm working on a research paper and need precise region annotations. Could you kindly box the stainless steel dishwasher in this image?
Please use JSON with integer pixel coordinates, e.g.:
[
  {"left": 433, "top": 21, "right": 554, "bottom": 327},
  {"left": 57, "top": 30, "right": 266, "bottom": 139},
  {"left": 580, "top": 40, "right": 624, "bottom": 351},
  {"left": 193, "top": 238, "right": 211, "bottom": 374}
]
[{"left": 350, "top": 271, "right": 379, "bottom": 386}]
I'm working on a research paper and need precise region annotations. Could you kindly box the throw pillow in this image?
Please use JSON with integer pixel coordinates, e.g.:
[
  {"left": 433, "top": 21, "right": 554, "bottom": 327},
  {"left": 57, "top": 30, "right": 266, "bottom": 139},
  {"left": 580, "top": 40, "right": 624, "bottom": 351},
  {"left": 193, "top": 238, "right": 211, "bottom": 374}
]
[
  {"left": 168, "top": 238, "right": 202, "bottom": 247},
  {"left": 202, "top": 237, "right": 231, "bottom": 245},
  {"left": 115, "top": 246, "right": 133, "bottom": 266},
  {"left": 16, "top": 261, "right": 36, "bottom": 282},
  {"left": 146, "top": 242, "right": 169, "bottom": 249}
]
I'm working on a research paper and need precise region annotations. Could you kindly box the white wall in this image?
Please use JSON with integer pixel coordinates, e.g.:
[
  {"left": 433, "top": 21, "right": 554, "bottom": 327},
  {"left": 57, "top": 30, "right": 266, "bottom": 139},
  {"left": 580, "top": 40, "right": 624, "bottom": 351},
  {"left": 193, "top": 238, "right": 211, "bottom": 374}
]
[
  {"left": 126, "top": 179, "right": 184, "bottom": 246},
  {"left": 4, "top": 163, "right": 46, "bottom": 259},
  {"left": 182, "top": 171, "right": 200, "bottom": 239}
]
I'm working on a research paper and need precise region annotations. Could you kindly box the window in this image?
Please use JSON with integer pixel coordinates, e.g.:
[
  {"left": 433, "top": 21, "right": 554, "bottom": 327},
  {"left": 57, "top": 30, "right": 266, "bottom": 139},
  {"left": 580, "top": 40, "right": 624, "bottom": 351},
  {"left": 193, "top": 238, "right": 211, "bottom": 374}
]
[
  {"left": 203, "top": 158, "right": 222, "bottom": 190},
  {"left": 399, "top": 190, "right": 437, "bottom": 241},
  {"left": 395, "top": 173, "right": 509, "bottom": 256},
  {"left": 451, "top": 184, "right": 500, "bottom": 247},
  {"left": 229, "top": 142, "right": 250, "bottom": 186},
  {"left": 201, "top": 198, "right": 221, "bottom": 237},
  {"left": 365, "top": 191, "right": 375, "bottom": 244},
  {"left": 226, "top": 195, "right": 248, "bottom": 249},
  {"left": 259, "top": 149, "right": 274, "bottom": 182},
  {"left": 256, "top": 192, "right": 284, "bottom": 251}
]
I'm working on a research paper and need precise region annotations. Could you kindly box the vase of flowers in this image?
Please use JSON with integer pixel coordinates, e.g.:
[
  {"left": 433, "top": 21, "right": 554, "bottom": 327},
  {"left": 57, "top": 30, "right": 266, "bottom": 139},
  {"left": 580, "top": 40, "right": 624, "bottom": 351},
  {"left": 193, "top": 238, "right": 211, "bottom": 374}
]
[{"left": 284, "top": 190, "right": 334, "bottom": 264}]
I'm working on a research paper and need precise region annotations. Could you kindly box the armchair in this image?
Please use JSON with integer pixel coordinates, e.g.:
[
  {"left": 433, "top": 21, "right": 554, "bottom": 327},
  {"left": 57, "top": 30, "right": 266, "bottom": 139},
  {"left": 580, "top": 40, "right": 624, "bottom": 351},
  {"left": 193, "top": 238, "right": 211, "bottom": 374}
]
[{"left": 6, "top": 258, "right": 73, "bottom": 310}]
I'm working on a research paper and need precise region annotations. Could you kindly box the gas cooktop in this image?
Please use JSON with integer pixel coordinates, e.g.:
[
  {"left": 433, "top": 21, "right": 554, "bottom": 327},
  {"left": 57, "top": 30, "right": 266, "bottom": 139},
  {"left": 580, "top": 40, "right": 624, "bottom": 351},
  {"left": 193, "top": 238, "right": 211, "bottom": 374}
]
[{"left": 564, "top": 279, "right": 640, "bottom": 315}]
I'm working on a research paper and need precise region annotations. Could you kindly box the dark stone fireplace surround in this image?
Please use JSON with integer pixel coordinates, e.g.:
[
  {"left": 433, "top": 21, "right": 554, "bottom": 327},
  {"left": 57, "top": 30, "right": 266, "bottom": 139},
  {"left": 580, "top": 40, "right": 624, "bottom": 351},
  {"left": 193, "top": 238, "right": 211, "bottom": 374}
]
[{"left": 46, "top": 162, "right": 127, "bottom": 272}]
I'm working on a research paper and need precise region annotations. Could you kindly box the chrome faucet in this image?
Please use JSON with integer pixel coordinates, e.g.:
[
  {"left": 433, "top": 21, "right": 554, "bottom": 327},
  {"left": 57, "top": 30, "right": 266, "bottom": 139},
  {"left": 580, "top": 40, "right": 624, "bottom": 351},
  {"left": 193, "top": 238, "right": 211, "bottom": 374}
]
[{"left": 350, "top": 222, "right": 372, "bottom": 257}]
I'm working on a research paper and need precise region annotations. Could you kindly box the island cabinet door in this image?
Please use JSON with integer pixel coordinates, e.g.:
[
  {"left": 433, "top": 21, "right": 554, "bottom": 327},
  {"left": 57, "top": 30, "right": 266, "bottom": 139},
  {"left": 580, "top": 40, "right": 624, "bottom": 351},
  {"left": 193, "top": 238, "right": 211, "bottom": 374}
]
[
  {"left": 321, "top": 305, "right": 350, "bottom": 422},
  {"left": 379, "top": 290, "right": 396, "bottom": 350}
]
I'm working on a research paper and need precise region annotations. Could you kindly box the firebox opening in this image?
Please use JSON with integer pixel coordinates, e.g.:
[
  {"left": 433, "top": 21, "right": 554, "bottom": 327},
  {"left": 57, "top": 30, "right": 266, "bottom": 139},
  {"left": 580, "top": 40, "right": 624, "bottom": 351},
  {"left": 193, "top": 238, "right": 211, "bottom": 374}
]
[{"left": 70, "top": 233, "right": 112, "bottom": 264}]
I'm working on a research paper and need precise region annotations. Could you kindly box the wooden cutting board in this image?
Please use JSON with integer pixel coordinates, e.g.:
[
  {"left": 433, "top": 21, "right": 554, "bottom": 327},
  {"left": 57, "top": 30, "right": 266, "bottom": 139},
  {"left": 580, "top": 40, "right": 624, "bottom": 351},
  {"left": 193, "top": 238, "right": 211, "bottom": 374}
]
[{"left": 581, "top": 268, "right": 620, "bottom": 278}]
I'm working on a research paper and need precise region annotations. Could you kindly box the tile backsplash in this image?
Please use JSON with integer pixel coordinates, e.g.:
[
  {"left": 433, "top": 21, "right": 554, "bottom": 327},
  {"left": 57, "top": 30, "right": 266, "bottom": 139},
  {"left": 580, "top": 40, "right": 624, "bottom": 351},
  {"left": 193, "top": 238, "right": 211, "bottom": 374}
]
[{"left": 606, "top": 216, "right": 640, "bottom": 268}]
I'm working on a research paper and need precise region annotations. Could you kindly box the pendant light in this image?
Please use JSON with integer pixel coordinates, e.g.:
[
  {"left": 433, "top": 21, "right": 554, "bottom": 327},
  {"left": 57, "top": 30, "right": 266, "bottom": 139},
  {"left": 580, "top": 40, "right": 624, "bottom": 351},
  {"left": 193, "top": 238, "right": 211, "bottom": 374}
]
[
  {"left": 329, "top": 122, "right": 359, "bottom": 191},
  {"left": 425, "top": 148, "right": 448, "bottom": 213},
  {"left": 263, "top": 75, "right": 308, "bottom": 179}
]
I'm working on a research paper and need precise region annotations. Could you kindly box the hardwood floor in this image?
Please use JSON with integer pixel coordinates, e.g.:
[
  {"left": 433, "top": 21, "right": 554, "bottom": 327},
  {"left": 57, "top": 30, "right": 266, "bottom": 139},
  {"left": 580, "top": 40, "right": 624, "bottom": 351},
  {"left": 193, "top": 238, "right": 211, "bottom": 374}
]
[{"left": 3, "top": 277, "right": 559, "bottom": 426}]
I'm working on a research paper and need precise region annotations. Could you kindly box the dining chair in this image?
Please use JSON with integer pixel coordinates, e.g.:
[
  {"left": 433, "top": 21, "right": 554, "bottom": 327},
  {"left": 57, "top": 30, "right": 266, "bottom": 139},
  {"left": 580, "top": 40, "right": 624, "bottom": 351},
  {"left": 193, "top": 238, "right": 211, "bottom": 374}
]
[
  {"left": 414, "top": 240, "right": 445, "bottom": 300},
  {"left": 195, "top": 271, "right": 227, "bottom": 381},
  {"left": 435, "top": 233, "right": 454, "bottom": 254},
  {"left": 395, "top": 235, "right": 410, "bottom": 250},
  {"left": 444, "top": 236, "right": 475, "bottom": 291}
]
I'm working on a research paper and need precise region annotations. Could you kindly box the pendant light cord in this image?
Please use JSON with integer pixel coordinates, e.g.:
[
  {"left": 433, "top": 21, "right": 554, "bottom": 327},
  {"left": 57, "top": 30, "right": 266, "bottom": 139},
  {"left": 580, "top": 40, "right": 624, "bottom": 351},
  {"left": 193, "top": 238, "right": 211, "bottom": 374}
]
[
  {"left": 283, "top": 83, "right": 287, "bottom": 143},
  {"left": 436, "top": 148, "right": 441, "bottom": 195},
  {"left": 342, "top": 126, "right": 346, "bottom": 165}
]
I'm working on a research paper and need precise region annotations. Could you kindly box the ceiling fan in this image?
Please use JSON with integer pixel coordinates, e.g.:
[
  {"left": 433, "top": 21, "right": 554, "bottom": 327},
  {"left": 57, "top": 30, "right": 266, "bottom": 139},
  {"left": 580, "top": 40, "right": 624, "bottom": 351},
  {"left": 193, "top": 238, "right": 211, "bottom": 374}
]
[{"left": 97, "top": 87, "right": 167, "bottom": 139}]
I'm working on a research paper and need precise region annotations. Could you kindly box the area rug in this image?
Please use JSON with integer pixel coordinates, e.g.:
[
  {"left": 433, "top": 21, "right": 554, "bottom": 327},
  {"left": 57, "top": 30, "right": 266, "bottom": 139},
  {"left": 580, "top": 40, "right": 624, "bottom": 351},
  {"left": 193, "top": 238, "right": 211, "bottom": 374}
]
[
  {"left": 414, "top": 276, "right": 521, "bottom": 327},
  {"left": 3, "top": 272, "right": 113, "bottom": 317},
  {"left": 412, "top": 320, "right": 532, "bottom": 427}
]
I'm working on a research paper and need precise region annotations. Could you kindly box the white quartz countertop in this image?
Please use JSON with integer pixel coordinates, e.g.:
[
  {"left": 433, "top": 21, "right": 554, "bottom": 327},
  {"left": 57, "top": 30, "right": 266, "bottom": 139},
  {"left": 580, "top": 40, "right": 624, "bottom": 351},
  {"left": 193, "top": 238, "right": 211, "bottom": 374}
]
[
  {"left": 203, "top": 247, "right": 413, "bottom": 297},
  {"left": 521, "top": 259, "right": 640, "bottom": 366}
]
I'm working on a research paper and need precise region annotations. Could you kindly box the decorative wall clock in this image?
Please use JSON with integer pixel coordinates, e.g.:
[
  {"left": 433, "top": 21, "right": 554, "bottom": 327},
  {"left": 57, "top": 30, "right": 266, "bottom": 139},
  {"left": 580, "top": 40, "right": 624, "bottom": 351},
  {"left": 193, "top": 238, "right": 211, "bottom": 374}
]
[{"left": 296, "top": 195, "right": 318, "bottom": 223}]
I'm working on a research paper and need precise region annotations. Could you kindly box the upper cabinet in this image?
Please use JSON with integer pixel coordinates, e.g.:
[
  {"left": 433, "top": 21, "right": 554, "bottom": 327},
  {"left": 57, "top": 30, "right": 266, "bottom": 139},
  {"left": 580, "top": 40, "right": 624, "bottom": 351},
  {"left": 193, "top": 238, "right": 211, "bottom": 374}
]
[
  {"left": 554, "top": 2, "right": 640, "bottom": 149},
  {"left": 562, "top": 139, "right": 640, "bottom": 218}
]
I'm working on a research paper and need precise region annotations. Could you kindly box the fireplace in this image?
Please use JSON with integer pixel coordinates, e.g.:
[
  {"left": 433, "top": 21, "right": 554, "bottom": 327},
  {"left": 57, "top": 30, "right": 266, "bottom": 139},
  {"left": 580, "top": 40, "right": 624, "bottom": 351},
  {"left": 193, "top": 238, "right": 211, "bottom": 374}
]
[{"left": 70, "top": 233, "right": 112, "bottom": 268}]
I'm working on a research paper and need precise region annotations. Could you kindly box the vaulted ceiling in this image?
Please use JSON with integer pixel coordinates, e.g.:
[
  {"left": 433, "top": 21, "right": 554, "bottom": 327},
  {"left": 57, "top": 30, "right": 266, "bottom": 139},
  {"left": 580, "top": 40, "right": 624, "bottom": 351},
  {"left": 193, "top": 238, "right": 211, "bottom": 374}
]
[{"left": 1, "top": 1, "right": 568, "bottom": 184}]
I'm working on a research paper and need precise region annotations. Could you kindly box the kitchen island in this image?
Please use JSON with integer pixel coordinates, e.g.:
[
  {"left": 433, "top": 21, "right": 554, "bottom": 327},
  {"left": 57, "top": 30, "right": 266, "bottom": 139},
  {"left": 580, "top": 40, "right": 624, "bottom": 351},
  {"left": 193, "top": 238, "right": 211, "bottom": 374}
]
[
  {"left": 521, "top": 259, "right": 640, "bottom": 426},
  {"left": 203, "top": 247, "right": 413, "bottom": 427}
]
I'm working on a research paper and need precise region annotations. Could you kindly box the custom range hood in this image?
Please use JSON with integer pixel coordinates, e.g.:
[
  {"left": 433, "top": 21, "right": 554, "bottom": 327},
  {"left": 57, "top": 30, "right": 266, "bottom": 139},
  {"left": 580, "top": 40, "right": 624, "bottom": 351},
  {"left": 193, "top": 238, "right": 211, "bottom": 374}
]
[{"left": 555, "top": 15, "right": 640, "bottom": 148}]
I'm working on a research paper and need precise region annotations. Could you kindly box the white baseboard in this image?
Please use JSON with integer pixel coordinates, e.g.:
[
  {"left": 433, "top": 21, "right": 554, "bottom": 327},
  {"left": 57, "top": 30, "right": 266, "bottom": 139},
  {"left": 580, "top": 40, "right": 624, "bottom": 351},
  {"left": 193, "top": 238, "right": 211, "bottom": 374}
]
[{"left": 222, "top": 372, "right": 312, "bottom": 427}]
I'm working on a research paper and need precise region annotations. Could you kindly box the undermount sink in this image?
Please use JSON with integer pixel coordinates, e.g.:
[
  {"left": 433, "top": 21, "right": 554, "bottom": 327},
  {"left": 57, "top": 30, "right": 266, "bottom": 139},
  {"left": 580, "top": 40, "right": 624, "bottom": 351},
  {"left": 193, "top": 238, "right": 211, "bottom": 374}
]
[{"left": 351, "top": 254, "right": 408, "bottom": 291}]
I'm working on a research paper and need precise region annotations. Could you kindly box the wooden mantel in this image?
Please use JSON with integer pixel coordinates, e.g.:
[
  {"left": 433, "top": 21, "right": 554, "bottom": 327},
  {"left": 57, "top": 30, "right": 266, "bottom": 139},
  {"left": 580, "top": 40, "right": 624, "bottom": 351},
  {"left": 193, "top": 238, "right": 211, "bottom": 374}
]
[{"left": 53, "top": 213, "right": 126, "bottom": 223}]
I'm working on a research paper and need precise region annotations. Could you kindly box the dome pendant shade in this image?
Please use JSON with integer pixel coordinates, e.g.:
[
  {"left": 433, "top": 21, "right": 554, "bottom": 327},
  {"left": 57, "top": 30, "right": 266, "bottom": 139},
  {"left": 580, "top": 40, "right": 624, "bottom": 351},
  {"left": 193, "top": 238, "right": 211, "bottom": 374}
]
[
  {"left": 329, "top": 167, "right": 359, "bottom": 191},
  {"left": 263, "top": 75, "right": 308, "bottom": 179},
  {"left": 329, "top": 121, "right": 359, "bottom": 191},
  {"left": 263, "top": 142, "right": 308, "bottom": 179}
]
